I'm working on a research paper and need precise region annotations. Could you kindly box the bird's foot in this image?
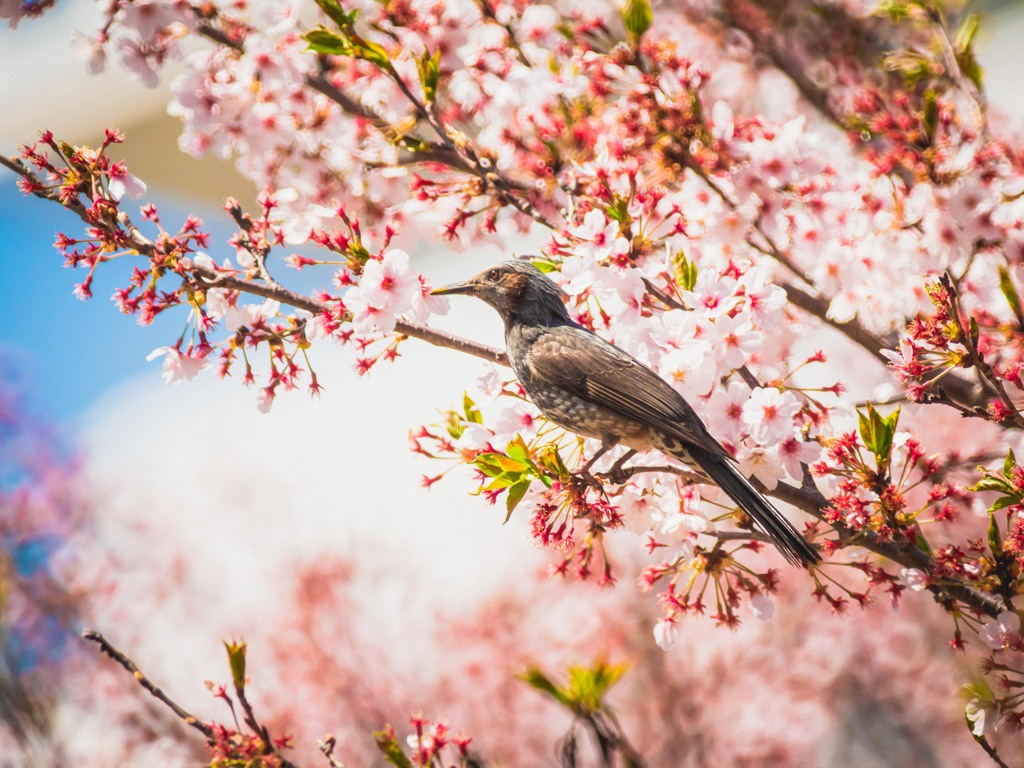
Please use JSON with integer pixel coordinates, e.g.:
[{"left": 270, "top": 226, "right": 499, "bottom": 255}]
[
  {"left": 596, "top": 466, "right": 630, "bottom": 485},
  {"left": 573, "top": 468, "right": 605, "bottom": 494},
  {"left": 595, "top": 449, "right": 637, "bottom": 486}
]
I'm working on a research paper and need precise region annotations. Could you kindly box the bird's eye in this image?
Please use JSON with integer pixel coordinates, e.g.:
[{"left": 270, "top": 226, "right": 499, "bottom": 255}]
[{"left": 486, "top": 268, "right": 501, "bottom": 281}]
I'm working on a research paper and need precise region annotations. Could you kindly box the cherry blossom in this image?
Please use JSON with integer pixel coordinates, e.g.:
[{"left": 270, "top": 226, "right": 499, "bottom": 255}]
[
  {"left": 979, "top": 612, "right": 1022, "bottom": 651},
  {"left": 146, "top": 346, "right": 208, "bottom": 384},
  {"left": 6, "top": 0, "right": 1024, "bottom": 760}
]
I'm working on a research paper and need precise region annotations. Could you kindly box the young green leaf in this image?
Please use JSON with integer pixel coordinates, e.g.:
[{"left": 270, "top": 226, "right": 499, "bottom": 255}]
[
  {"left": 620, "top": 0, "right": 653, "bottom": 42},
  {"left": 304, "top": 28, "right": 350, "bottom": 55},
  {"left": 504, "top": 478, "right": 533, "bottom": 521},
  {"left": 517, "top": 667, "right": 572, "bottom": 708},
  {"left": 416, "top": 49, "right": 441, "bottom": 103},
  {"left": 672, "top": 250, "right": 698, "bottom": 291},
  {"left": 223, "top": 639, "right": 247, "bottom": 691},
  {"left": 314, "top": 0, "right": 357, "bottom": 29},
  {"left": 373, "top": 730, "right": 415, "bottom": 768}
]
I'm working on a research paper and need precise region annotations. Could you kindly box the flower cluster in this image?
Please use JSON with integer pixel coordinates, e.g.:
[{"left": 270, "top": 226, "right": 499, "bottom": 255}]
[{"left": 7, "top": 0, "right": 1024, "bottom": 759}]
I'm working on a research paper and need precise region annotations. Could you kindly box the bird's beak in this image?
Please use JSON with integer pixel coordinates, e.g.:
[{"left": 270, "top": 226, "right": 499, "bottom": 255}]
[{"left": 430, "top": 279, "right": 477, "bottom": 296}]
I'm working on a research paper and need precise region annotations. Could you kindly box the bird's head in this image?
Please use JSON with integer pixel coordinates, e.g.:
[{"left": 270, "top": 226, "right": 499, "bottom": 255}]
[{"left": 431, "top": 260, "right": 571, "bottom": 327}]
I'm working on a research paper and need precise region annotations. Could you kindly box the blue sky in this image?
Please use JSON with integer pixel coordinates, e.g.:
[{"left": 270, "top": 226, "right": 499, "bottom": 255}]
[{"left": 0, "top": 180, "right": 235, "bottom": 424}]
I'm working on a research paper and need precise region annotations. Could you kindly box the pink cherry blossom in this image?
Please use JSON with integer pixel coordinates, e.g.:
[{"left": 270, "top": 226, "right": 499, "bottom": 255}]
[
  {"left": 979, "top": 611, "right": 1022, "bottom": 650},
  {"left": 146, "top": 346, "right": 208, "bottom": 384}
]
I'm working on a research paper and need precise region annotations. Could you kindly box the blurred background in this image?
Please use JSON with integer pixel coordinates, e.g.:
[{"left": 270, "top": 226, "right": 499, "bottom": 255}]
[{"left": 2, "top": 3, "right": 1024, "bottom": 766}]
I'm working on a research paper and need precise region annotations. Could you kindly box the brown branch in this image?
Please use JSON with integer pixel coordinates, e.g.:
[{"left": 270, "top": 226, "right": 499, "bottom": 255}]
[
  {"left": 942, "top": 273, "right": 1024, "bottom": 429},
  {"left": 191, "top": 265, "right": 509, "bottom": 365},
  {"left": 711, "top": 530, "right": 772, "bottom": 544},
  {"left": 641, "top": 277, "right": 687, "bottom": 311},
  {"left": 3, "top": 151, "right": 512, "bottom": 368},
  {"left": 82, "top": 630, "right": 214, "bottom": 740},
  {"left": 320, "top": 735, "right": 348, "bottom": 768},
  {"left": 766, "top": 478, "right": 1005, "bottom": 618},
  {"left": 781, "top": 283, "right": 894, "bottom": 363},
  {"left": 780, "top": 281, "right": 986, "bottom": 408}
]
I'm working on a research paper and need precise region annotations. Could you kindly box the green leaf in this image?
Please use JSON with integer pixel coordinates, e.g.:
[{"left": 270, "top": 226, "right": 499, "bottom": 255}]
[
  {"left": 517, "top": 667, "right": 572, "bottom": 708},
  {"left": 970, "top": 475, "right": 1014, "bottom": 495},
  {"left": 481, "top": 470, "right": 523, "bottom": 492},
  {"left": 913, "top": 527, "right": 933, "bottom": 556},
  {"left": 223, "top": 639, "right": 247, "bottom": 690},
  {"left": 954, "top": 13, "right": 984, "bottom": 90},
  {"left": 988, "top": 512, "right": 1003, "bottom": 557},
  {"left": 314, "top": 0, "right": 358, "bottom": 29},
  {"left": 857, "top": 403, "right": 899, "bottom": 468},
  {"left": 876, "top": 0, "right": 909, "bottom": 21},
  {"left": 857, "top": 406, "right": 875, "bottom": 455},
  {"left": 416, "top": 49, "right": 441, "bottom": 103},
  {"left": 354, "top": 36, "right": 391, "bottom": 68},
  {"left": 304, "top": 27, "right": 351, "bottom": 55},
  {"left": 566, "top": 659, "right": 629, "bottom": 713},
  {"left": 620, "top": 0, "right": 653, "bottom": 41},
  {"left": 473, "top": 453, "right": 506, "bottom": 477},
  {"left": 1004, "top": 448, "right": 1016, "bottom": 478},
  {"left": 922, "top": 90, "right": 938, "bottom": 143},
  {"left": 505, "top": 434, "right": 532, "bottom": 465},
  {"left": 883, "top": 50, "right": 935, "bottom": 87},
  {"left": 373, "top": 730, "right": 414, "bottom": 768},
  {"left": 530, "top": 258, "right": 560, "bottom": 274},
  {"left": 504, "top": 478, "right": 533, "bottom": 521},
  {"left": 604, "top": 195, "right": 630, "bottom": 225},
  {"left": 672, "top": 250, "right": 698, "bottom": 291},
  {"left": 990, "top": 495, "right": 1020, "bottom": 512},
  {"left": 998, "top": 266, "right": 1024, "bottom": 327},
  {"left": 537, "top": 443, "right": 570, "bottom": 481},
  {"left": 462, "top": 392, "right": 482, "bottom": 424}
]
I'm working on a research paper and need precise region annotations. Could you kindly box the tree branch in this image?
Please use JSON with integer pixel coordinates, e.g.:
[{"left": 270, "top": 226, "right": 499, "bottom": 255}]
[
  {"left": 766, "top": 478, "right": 1005, "bottom": 618},
  {"left": 81, "top": 629, "right": 214, "bottom": 740}
]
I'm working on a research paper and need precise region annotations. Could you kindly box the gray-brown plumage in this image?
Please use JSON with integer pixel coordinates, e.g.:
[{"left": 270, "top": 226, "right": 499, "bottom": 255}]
[{"left": 433, "top": 260, "right": 819, "bottom": 567}]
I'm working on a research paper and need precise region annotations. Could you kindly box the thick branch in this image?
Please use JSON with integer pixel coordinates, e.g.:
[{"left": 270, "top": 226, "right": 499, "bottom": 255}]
[
  {"left": 780, "top": 282, "right": 986, "bottom": 407},
  {"left": 766, "top": 479, "right": 1005, "bottom": 618}
]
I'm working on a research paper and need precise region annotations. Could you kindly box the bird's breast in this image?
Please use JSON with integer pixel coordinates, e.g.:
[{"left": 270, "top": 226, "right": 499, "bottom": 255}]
[{"left": 521, "top": 381, "right": 657, "bottom": 451}]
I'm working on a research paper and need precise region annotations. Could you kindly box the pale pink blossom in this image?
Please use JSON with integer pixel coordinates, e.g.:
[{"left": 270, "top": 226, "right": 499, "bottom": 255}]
[
  {"left": 146, "top": 346, "right": 208, "bottom": 384},
  {"left": 345, "top": 250, "right": 420, "bottom": 334},
  {"left": 777, "top": 437, "right": 820, "bottom": 483},
  {"left": 712, "top": 313, "right": 760, "bottom": 370},
  {"left": 979, "top": 611, "right": 1021, "bottom": 650},
  {"left": 107, "top": 163, "right": 147, "bottom": 201},
  {"left": 742, "top": 388, "right": 801, "bottom": 444},
  {"left": 458, "top": 423, "right": 492, "bottom": 451},
  {"left": 653, "top": 618, "right": 678, "bottom": 651},
  {"left": 750, "top": 594, "right": 775, "bottom": 621},
  {"left": 966, "top": 697, "right": 1000, "bottom": 738},
  {"left": 736, "top": 445, "right": 784, "bottom": 490},
  {"left": 898, "top": 568, "right": 928, "bottom": 592}
]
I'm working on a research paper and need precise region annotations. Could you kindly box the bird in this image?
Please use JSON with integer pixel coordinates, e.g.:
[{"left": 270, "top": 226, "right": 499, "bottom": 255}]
[{"left": 432, "top": 260, "right": 820, "bottom": 568}]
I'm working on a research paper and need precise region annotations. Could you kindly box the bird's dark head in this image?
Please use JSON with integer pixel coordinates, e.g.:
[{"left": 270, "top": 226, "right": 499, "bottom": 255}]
[{"left": 432, "top": 260, "right": 571, "bottom": 328}]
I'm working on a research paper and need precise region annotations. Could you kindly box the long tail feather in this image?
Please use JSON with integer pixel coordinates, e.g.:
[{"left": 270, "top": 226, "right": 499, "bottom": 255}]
[{"left": 686, "top": 448, "right": 820, "bottom": 568}]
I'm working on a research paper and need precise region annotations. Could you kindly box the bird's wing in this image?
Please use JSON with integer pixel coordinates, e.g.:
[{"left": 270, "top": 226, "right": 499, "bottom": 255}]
[{"left": 525, "top": 325, "right": 727, "bottom": 457}]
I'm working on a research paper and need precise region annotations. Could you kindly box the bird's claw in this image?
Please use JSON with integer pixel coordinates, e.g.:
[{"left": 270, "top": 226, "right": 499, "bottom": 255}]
[
  {"left": 574, "top": 469, "right": 605, "bottom": 493},
  {"left": 595, "top": 466, "right": 629, "bottom": 485}
]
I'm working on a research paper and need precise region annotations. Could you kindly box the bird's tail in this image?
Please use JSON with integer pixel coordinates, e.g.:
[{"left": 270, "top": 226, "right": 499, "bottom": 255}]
[{"left": 684, "top": 447, "right": 820, "bottom": 568}]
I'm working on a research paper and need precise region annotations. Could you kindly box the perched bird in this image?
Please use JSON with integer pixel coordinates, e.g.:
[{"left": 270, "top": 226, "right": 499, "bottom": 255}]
[{"left": 433, "top": 260, "right": 819, "bottom": 568}]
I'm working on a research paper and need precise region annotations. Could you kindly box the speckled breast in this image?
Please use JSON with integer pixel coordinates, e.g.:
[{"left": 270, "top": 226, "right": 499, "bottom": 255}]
[{"left": 522, "top": 381, "right": 657, "bottom": 451}]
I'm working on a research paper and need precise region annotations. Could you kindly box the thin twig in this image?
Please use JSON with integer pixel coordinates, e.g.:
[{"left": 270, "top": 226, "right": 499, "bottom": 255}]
[
  {"left": 2, "top": 152, "right": 512, "bottom": 368},
  {"left": 942, "top": 273, "right": 1024, "bottom": 429},
  {"left": 641, "top": 277, "right": 687, "bottom": 310},
  {"left": 81, "top": 630, "right": 214, "bottom": 740},
  {"left": 320, "top": 735, "right": 348, "bottom": 768}
]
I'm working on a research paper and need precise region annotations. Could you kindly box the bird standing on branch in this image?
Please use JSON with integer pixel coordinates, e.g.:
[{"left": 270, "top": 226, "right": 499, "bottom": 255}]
[{"left": 433, "top": 260, "right": 820, "bottom": 568}]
